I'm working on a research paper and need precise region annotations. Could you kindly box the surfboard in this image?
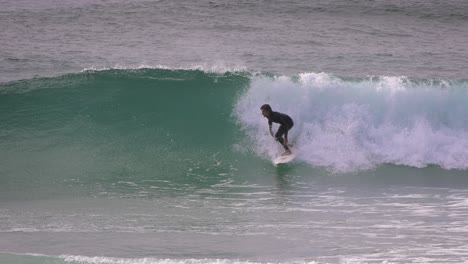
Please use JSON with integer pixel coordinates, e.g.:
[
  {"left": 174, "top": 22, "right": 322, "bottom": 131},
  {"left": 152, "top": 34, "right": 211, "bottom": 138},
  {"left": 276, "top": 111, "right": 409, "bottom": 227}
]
[{"left": 273, "top": 150, "right": 296, "bottom": 165}]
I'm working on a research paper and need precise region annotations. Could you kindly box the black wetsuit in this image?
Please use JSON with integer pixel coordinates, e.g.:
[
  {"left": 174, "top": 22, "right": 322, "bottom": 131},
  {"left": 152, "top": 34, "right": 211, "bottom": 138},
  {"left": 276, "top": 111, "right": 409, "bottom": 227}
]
[{"left": 267, "top": 111, "right": 294, "bottom": 146}]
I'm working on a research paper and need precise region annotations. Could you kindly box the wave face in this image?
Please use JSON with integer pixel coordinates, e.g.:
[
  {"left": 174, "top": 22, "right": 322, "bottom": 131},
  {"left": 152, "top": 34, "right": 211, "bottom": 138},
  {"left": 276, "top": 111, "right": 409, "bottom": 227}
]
[
  {"left": 1, "top": 68, "right": 468, "bottom": 188},
  {"left": 0, "top": 69, "right": 250, "bottom": 197}
]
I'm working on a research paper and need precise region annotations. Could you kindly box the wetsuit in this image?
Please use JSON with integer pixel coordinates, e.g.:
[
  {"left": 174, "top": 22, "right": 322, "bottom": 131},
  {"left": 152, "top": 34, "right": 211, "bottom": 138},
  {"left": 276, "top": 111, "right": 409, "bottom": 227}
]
[{"left": 267, "top": 111, "right": 294, "bottom": 146}]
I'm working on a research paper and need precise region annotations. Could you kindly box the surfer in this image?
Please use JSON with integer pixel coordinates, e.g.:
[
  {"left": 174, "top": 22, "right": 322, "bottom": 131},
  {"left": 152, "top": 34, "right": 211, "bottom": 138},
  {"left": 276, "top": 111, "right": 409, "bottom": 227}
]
[{"left": 260, "top": 104, "right": 294, "bottom": 155}]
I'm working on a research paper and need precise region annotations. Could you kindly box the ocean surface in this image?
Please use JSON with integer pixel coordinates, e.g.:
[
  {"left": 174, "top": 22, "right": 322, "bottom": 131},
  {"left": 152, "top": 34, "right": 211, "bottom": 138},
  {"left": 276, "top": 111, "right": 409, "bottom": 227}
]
[{"left": 1, "top": 0, "right": 468, "bottom": 263}]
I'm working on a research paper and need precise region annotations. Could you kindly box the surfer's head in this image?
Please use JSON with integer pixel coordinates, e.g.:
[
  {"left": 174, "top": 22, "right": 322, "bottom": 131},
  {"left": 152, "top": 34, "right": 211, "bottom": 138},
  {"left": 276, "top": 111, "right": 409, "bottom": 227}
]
[{"left": 260, "top": 104, "right": 272, "bottom": 117}]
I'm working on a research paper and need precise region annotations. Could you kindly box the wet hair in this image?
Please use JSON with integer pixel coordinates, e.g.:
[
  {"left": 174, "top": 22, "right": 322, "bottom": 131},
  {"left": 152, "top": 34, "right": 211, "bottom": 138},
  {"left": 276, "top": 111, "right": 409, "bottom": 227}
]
[{"left": 260, "top": 104, "right": 272, "bottom": 112}]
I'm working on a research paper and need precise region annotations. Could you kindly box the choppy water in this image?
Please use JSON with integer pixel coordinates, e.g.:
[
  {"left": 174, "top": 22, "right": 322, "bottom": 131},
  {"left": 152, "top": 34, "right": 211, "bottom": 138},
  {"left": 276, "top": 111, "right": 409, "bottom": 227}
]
[
  {"left": 1, "top": 0, "right": 468, "bottom": 83},
  {"left": 1, "top": 0, "right": 468, "bottom": 263}
]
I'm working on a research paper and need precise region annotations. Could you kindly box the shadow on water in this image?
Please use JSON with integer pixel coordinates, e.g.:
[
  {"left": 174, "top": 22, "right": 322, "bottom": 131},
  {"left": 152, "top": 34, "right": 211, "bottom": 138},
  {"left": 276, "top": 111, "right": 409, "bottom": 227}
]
[
  {"left": 365, "top": 164, "right": 468, "bottom": 189},
  {"left": 306, "top": 164, "right": 468, "bottom": 190},
  {"left": 273, "top": 163, "right": 296, "bottom": 189},
  {"left": 266, "top": 160, "right": 468, "bottom": 191}
]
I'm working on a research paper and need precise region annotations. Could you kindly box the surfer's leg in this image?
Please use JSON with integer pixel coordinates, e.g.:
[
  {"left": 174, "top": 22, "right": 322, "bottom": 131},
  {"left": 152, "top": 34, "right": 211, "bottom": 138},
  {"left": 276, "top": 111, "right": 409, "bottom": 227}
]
[
  {"left": 275, "top": 126, "right": 285, "bottom": 144},
  {"left": 275, "top": 126, "right": 290, "bottom": 152},
  {"left": 285, "top": 123, "right": 293, "bottom": 148}
]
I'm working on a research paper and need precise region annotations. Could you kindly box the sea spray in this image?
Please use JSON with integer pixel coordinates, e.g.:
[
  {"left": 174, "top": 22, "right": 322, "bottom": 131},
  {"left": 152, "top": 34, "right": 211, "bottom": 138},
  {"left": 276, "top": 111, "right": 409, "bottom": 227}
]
[{"left": 235, "top": 72, "right": 468, "bottom": 172}]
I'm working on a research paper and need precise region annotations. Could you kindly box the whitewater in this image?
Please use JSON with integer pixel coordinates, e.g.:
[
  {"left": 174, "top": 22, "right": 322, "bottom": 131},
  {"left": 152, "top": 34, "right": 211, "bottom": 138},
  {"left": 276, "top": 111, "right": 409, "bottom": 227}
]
[{"left": 236, "top": 72, "right": 468, "bottom": 172}]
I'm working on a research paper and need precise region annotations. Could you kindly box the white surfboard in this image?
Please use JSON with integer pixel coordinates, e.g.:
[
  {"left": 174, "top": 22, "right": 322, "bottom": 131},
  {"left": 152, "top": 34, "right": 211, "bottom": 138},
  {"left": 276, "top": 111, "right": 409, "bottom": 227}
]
[{"left": 273, "top": 149, "right": 296, "bottom": 165}]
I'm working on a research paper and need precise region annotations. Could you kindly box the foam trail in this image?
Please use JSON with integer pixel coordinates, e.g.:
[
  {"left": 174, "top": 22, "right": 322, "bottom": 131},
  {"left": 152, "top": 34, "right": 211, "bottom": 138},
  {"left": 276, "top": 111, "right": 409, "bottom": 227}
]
[{"left": 235, "top": 73, "right": 468, "bottom": 172}]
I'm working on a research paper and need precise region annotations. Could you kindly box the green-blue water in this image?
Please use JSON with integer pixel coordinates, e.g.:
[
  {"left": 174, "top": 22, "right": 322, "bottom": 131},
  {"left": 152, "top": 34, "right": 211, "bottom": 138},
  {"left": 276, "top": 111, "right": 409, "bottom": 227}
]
[{"left": 1, "top": 69, "right": 251, "bottom": 199}]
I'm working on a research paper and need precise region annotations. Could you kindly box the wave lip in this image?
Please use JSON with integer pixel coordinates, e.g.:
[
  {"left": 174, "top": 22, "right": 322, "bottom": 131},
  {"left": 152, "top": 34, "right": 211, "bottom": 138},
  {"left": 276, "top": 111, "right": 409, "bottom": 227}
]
[{"left": 80, "top": 63, "right": 250, "bottom": 75}]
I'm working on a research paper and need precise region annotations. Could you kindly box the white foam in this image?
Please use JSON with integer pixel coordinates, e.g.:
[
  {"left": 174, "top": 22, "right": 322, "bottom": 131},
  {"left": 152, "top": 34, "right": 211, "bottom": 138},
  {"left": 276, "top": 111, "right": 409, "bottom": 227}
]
[
  {"left": 234, "top": 72, "right": 468, "bottom": 172},
  {"left": 61, "top": 255, "right": 319, "bottom": 264}
]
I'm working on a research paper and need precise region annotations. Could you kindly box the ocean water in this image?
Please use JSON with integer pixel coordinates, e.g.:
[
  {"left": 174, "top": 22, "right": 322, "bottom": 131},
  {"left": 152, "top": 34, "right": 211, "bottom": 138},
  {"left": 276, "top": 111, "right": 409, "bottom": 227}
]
[{"left": 1, "top": 1, "right": 468, "bottom": 264}]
